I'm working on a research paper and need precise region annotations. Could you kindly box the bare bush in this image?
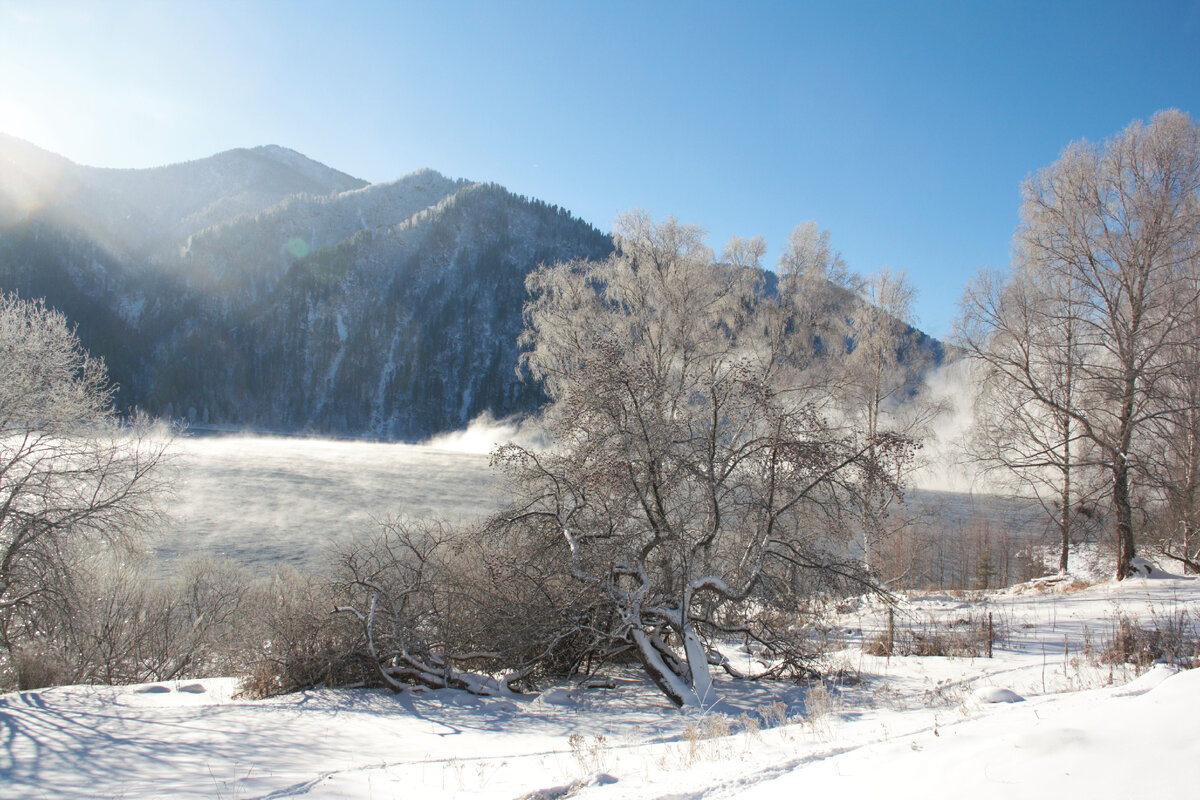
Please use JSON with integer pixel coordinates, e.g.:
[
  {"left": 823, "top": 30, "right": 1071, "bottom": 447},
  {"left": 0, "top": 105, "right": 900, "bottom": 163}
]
[
  {"left": 863, "top": 611, "right": 1000, "bottom": 658},
  {"left": 67, "top": 553, "right": 255, "bottom": 684},
  {"left": 238, "top": 567, "right": 364, "bottom": 698},
  {"left": 1098, "top": 611, "right": 1200, "bottom": 670},
  {"left": 333, "top": 517, "right": 605, "bottom": 695},
  {"left": 0, "top": 550, "right": 266, "bottom": 689}
]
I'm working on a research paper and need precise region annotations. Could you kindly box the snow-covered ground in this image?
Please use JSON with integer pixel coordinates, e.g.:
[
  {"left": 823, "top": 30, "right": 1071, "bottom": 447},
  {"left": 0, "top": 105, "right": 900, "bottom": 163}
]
[{"left": 3, "top": 573, "right": 1196, "bottom": 800}]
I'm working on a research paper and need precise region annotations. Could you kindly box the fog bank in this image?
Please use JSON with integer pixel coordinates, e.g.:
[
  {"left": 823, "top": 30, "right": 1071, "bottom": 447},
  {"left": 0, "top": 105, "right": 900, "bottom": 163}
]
[{"left": 160, "top": 434, "right": 499, "bottom": 572}]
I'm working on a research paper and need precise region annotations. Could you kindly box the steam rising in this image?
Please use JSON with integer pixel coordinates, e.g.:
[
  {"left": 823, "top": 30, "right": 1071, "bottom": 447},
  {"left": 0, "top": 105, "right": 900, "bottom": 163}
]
[
  {"left": 422, "top": 413, "right": 549, "bottom": 454},
  {"left": 161, "top": 382, "right": 1011, "bottom": 576},
  {"left": 163, "top": 434, "right": 498, "bottom": 572},
  {"left": 164, "top": 415, "right": 546, "bottom": 573},
  {"left": 909, "top": 358, "right": 987, "bottom": 494}
]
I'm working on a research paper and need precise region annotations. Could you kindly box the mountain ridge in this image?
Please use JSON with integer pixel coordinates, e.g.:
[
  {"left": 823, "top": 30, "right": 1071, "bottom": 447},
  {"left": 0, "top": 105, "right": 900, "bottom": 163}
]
[
  {"left": 0, "top": 136, "right": 613, "bottom": 438},
  {"left": 0, "top": 134, "right": 369, "bottom": 262},
  {"left": 0, "top": 137, "right": 943, "bottom": 440}
]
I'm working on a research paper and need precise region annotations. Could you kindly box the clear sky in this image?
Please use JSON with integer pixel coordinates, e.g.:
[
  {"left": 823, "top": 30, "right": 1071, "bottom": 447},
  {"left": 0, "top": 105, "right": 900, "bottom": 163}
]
[{"left": 2, "top": 0, "right": 1198, "bottom": 339}]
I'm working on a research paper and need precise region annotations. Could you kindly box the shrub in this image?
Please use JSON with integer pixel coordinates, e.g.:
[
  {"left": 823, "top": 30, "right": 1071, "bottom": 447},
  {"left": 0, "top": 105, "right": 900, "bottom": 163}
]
[
  {"left": 863, "top": 610, "right": 1000, "bottom": 658},
  {"left": 1099, "top": 611, "right": 1200, "bottom": 670},
  {"left": 236, "top": 567, "right": 365, "bottom": 698}
]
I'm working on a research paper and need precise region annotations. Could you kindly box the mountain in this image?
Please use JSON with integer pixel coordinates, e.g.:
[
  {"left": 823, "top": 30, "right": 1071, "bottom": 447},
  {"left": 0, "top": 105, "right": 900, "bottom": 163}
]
[
  {"left": 0, "top": 137, "right": 945, "bottom": 440},
  {"left": 0, "top": 134, "right": 367, "bottom": 261},
  {"left": 0, "top": 136, "right": 612, "bottom": 438}
]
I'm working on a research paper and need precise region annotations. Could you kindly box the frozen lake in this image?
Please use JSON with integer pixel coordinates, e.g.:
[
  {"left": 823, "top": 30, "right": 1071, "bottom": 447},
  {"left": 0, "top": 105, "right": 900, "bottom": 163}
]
[
  {"left": 155, "top": 433, "right": 1048, "bottom": 575},
  {"left": 156, "top": 433, "right": 503, "bottom": 573}
]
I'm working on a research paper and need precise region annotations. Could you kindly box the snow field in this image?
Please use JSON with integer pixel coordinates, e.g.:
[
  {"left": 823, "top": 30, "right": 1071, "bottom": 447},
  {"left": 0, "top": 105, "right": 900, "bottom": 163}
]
[{"left": 1, "top": 573, "right": 1196, "bottom": 799}]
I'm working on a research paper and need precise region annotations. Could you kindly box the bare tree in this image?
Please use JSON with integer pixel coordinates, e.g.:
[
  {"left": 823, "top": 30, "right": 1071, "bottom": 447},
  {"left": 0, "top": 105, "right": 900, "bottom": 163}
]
[
  {"left": 0, "top": 293, "right": 173, "bottom": 667},
  {"left": 842, "top": 267, "right": 945, "bottom": 575},
  {"left": 1143, "top": 269, "right": 1200, "bottom": 573},
  {"left": 496, "top": 213, "right": 912, "bottom": 708},
  {"left": 961, "top": 265, "right": 1106, "bottom": 574},
  {"left": 959, "top": 110, "right": 1200, "bottom": 579}
]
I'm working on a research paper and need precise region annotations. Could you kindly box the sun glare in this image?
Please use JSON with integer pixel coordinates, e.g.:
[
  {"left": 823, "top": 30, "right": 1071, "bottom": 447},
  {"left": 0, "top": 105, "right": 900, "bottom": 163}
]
[{"left": 0, "top": 124, "right": 65, "bottom": 222}]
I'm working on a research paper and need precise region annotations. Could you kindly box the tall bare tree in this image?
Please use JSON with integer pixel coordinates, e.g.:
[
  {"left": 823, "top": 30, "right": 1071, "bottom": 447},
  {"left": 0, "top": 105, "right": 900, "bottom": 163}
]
[
  {"left": 961, "top": 264, "right": 1106, "bottom": 574},
  {"left": 1143, "top": 268, "right": 1200, "bottom": 573},
  {"left": 960, "top": 110, "right": 1200, "bottom": 578},
  {"left": 497, "top": 213, "right": 911, "bottom": 707}
]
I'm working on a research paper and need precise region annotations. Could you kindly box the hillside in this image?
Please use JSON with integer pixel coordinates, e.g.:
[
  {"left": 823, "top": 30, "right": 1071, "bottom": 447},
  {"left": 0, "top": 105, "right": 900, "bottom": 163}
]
[{"left": 0, "top": 137, "right": 612, "bottom": 437}]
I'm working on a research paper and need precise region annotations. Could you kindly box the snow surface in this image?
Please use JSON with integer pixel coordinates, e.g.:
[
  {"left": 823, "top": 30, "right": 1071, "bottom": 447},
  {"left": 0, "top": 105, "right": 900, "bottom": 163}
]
[{"left": 2, "top": 573, "right": 1196, "bottom": 799}]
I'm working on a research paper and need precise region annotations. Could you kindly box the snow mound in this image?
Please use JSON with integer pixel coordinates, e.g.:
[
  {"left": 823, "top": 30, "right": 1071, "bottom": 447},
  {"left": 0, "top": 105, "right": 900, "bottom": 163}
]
[
  {"left": 532, "top": 687, "right": 576, "bottom": 707},
  {"left": 1112, "top": 663, "right": 1180, "bottom": 697},
  {"left": 134, "top": 682, "right": 208, "bottom": 695},
  {"left": 971, "top": 686, "right": 1024, "bottom": 703},
  {"left": 123, "top": 678, "right": 238, "bottom": 707},
  {"left": 1129, "top": 557, "right": 1157, "bottom": 577}
]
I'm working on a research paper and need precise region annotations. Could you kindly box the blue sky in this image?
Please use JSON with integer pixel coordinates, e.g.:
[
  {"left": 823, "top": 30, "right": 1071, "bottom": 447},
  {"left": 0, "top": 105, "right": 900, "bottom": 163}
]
[{"left": 2, "top": 0, "right": 1198, "bottom": 338}]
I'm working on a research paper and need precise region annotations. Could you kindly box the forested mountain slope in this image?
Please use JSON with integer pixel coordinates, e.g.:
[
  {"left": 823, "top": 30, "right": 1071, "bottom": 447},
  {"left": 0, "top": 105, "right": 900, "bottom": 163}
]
[
  {"left": 0, "top": 136, "right": 611, "bottom": 437},
  {"left": 0, "top": 136, "right": 941, "bottom": 439}
]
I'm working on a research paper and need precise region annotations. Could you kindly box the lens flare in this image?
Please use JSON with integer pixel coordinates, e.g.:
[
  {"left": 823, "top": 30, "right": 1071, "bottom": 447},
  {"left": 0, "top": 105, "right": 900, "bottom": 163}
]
[{"left": 285, "top": 237, "right": 309, "bottom": 258}]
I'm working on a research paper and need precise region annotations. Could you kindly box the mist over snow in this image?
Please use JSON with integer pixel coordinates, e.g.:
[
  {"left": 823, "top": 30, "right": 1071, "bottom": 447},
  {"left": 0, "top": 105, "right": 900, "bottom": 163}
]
[
  {"left": 421, "top": 412, "right": 549, "bottom": 454},
  {"left": 157, "top": 385, "right": 1035, "bottom": 576},
  {"left": 161, "top": 434, "right": 499, "bottom": 572},
  {"left": 910, "top": 358, "right": 985, "bottom": 494}
]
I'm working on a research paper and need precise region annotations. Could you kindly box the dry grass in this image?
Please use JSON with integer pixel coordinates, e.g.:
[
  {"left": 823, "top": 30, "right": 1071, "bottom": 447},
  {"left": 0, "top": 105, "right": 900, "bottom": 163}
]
[
  {"left": 1095, "top": 609, "right": 1200, "bottom": 670},
  {"left": 863, "top": 611, "right": 1000, "bottom": 658}
]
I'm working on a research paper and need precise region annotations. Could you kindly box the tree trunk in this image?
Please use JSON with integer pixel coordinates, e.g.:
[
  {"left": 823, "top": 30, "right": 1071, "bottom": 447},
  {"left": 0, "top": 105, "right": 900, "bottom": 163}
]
[
  {"left": 1060, "top": 427, "right": 1071, "bottom": 575},
  {"left": 1113, "top": 458, "right": 1136, "bottom": 579},
  {"left": 682, "top": 627, "right": 717, "bottom": 708},
  {"left": 630, "top": 627, "right": 705, "bottom": 708}
]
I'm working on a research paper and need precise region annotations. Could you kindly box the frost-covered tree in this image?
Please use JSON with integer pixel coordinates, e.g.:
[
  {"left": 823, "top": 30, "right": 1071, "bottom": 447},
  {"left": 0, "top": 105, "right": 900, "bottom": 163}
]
[
  {"left": 841, "top": 267, "right": 944, "bottom": 575},
  {"left": 495, "top": 213, "right": 912, "bottom": 708},
  {"left": 776, "top": 221, "right": 857, "bottom": 365},
  {"left": 1144, "top": 269, "right": 1200, "bottom": 574},
  {"left": 0, "top": 293, "right": 172, "bottom": 666},
  {"left": 961, "top": 264, "right": 1106, "bottom": 575},
  {"left": 959, "top": 110, "right": 1200, "bottom": 579}
]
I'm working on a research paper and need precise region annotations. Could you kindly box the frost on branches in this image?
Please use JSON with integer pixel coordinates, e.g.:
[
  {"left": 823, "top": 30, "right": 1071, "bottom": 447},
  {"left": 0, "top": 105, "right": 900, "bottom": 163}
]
[
  {"left": 494, "top": 214, "right": 915, "bottom": 708},
  {"left": 0, "top": 293, "right": 171, "bottom": 679}
]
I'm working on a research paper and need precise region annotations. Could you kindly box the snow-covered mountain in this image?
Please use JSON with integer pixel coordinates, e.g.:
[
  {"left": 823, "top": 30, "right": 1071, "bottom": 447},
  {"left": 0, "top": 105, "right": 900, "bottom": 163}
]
[
  {"left": 0, "top": 134, "right": 367, "bottom": 260},
  {"left": 0, "top": 137, "right": 945, "bottom": 440},
  {"left": 0, "top": 136, "right": 612, "bottom": 438}
]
